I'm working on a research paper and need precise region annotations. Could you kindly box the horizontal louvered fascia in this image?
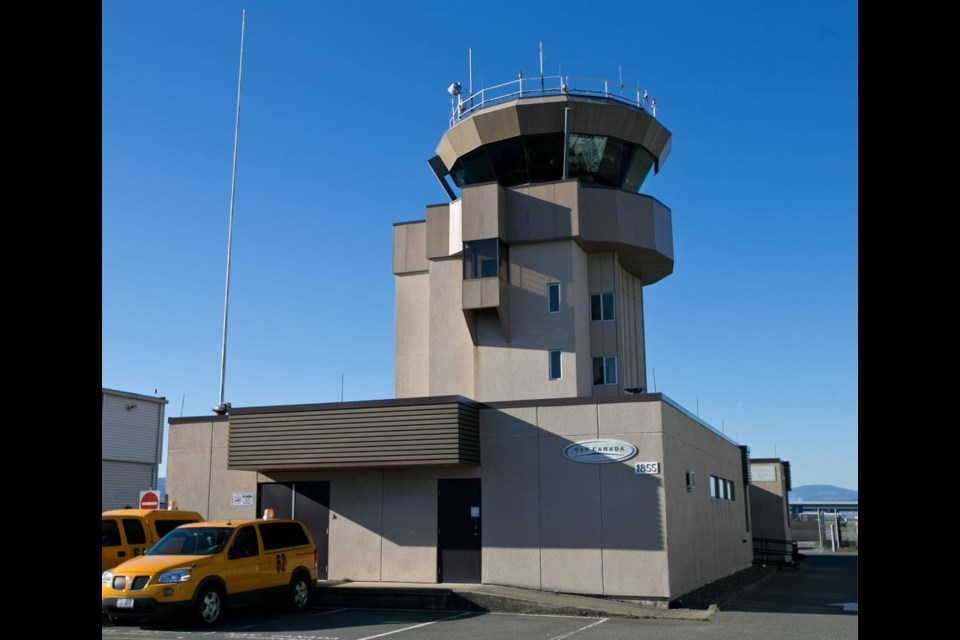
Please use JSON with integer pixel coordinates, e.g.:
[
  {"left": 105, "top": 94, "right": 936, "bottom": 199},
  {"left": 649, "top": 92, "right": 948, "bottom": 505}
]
[{"left": 228, "top": 401, "right": 479, "bottom": 469}]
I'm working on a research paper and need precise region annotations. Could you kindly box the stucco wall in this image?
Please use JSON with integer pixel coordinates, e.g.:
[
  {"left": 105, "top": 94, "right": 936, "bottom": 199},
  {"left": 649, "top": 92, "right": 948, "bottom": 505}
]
[
  {"left": 660, "top": 403, "right": 752, "bottom": 597},
  {"left": 395, "top": 272, "right": 430, "bottom": 398},
  {"left": 167, "top": 419, "right": 257, "bottom": 520},
  {"left": 480, "top": 400, "right": 670, "bottom": 598},
  {"left": 749, "top": 463, "right": 791, "bottom": 541},
  {"left": 262, "top": 467, "right": 480, "bottom": 584}
]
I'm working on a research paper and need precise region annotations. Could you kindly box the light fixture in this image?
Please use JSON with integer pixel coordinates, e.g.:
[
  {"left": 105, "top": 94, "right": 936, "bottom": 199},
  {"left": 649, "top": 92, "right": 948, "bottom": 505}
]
[
  {"left": 126, "top": 404, "right": 138, "bottom": 412},
  {"left": 447, "top": 82, "right": 462, "bottom": 97}
]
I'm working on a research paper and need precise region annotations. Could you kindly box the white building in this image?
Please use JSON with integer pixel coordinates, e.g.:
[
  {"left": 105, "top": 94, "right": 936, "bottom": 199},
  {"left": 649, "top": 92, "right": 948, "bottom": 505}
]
[{"left": 102, "top": 388, "right": 167, "bottom": 511}]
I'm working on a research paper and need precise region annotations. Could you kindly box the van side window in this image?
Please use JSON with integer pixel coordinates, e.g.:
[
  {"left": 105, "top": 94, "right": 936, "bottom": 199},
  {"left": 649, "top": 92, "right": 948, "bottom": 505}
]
[
  {"left": 259, "top": 522, "right": 309, "bottom": 552},
  {"left": 122, "top": 519, "right": 147, "bottom": 545},
  {"left": 102, "top": 520, "right": 122, "bottom": 547},
  {"left": 229, "top": 526, "right": 259, "bottom": 559}
]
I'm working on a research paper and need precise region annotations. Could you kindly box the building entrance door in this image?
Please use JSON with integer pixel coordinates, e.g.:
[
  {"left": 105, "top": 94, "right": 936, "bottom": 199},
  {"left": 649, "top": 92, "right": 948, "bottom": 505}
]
[
  {"left": 437, "top": 478, "right": 481, "bottom": 583},
  {"left": 257, "top": 481, "right": 330, "bottom": 579}
]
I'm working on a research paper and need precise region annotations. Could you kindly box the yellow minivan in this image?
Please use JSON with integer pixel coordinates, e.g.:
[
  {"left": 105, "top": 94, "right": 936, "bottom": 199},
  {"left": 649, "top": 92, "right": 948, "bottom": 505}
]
[
  {"left": 102, "top": 509, "right": 204, "bottom": 573},
  {"left": 101, "top": 519, "right": 318, "bottom": 626}
]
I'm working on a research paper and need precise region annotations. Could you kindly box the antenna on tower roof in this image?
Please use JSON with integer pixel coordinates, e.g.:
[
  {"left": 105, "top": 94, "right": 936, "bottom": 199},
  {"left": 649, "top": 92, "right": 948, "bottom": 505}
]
[{"left": 539, "top": 42, "right": 544, "bottom": 92}]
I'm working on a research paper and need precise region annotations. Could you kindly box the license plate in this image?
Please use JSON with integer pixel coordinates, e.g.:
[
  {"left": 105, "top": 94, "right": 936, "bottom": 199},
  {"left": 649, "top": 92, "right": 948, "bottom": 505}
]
[{"left": 117, "top": 598, "right": 134, "bottom": 609}]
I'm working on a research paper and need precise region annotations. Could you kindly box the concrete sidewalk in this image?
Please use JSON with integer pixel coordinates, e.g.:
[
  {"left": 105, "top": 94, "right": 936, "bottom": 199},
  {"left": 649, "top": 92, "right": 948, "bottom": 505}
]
[{"left": 313, "top": 581, "right": 715, "bottom": 621}]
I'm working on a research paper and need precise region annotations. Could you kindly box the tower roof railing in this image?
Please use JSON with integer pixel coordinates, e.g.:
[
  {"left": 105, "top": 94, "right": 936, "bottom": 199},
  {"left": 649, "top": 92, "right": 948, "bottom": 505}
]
[{"left": 449, "top": 74, "right": 657, "bottom": 128}]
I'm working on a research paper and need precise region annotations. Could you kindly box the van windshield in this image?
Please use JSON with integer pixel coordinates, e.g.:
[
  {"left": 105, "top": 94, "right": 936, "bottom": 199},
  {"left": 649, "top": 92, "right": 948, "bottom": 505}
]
[{"left": 146, "top": 527, "right": 233, "bottom": 556}]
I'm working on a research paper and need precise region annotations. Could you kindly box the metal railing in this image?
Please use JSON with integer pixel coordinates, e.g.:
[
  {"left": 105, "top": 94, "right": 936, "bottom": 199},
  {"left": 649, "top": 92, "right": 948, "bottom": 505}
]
[
  {"left": 753, "top": 537, "right": 800, "bottom": 568},
  {"left": 449, "top": 75, "right": 657, "bottom": 128}
]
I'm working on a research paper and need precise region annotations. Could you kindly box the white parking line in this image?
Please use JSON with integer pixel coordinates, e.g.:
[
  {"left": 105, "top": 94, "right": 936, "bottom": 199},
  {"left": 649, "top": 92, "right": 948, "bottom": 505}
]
[
  {"left": 354, "top": 611, "right": 472, "bottom": 640},
  {"left": 547, "top": 617, "right": 608, "bottom": 640}
]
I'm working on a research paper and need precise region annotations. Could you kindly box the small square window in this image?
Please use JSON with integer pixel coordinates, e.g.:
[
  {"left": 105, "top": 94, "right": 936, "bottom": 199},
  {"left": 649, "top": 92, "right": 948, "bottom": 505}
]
[
  {"left": 593, "top": 356, "right": 618, "bottom": 385},
  {"left": 549, "top": 350, "right": 562, "bottom": 380},
  {"left": 591, "top": 292, "right": 616, "bottom": 321},
  {"left": 548, "top": 283, "right": 561, "bottom": 313}
]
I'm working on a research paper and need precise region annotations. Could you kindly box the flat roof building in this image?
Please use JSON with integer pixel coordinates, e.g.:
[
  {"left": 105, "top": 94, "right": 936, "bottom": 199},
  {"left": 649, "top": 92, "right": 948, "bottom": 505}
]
[
  {"left": 169, "top": 75, "right": 754, "bottom": 602},
  {"left": 102, "top": 388, "right": 167, "bottom": 511}
]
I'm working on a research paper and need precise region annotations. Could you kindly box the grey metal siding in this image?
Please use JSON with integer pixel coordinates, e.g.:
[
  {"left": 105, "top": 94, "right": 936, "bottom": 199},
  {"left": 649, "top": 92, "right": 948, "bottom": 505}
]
[
  {"left": 102, "top": 392, "right": 164, "bottom": 463},
  {"left": 102, "top": 460, "right": 156, "bottom": 511},
  {"left": 229, "top": 402, "right": 479, "bottom": 470}
]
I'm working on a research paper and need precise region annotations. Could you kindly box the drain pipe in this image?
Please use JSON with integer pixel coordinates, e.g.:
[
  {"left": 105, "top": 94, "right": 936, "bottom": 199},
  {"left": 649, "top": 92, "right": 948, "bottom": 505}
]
[{"left": 562, "top": 107, "right": 571, "bottom": 180}]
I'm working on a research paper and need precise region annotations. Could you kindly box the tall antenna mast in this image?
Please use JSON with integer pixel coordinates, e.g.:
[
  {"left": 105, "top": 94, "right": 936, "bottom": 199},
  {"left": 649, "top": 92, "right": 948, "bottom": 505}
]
[
  {"left": 539, "top": 42, "right": 544, "bottom": 91},
  {"left": 214, "top": 9, "right": 246, "bottom": 416}
]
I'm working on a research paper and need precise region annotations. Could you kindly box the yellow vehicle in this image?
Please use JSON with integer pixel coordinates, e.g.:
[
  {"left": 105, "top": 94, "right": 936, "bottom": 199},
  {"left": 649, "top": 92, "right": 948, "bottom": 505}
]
[
  {"left": 101, "top": 519, "right": 318, "bottom": 626},
  {"left": 102, "top": 509, "right": 204, "bottom": 573}
]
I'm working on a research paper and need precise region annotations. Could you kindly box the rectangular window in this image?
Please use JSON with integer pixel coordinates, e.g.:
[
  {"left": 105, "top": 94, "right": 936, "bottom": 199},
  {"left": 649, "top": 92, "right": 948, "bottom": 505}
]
[
  {"left": 590, "top": 292, "right": 616, "bottom": 321},
  {"left": 709, "top": 475, "right": 735, "bottom": 501},
  {"left": 685, "top": 470, "right": 696, "bottom": 492},
  {"left": 463, "top": 239, "right": 500, "bottom": 280},
  {"left": 549, "top": 350, "right": 562, "bottom": 380},
  {"left": 499, "top": 240, "right": 510, "bottom": 282},
  {"left": 259, "top": 521, "right": 310, "bottom": 552},
  {"left": 604, "top": 356, "right": 618, "bottom": 385},
  {"left": 593, "top": 356, "right": 618, "bottom": 385},
  {"left": 547, "top": 283, "right": 561, "bottom": 313}
]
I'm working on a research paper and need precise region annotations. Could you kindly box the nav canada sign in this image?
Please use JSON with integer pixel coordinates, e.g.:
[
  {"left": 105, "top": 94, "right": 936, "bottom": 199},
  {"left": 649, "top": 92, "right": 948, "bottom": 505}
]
[{"left": 562, "top": 439, "right": 638, "bottom": 464}]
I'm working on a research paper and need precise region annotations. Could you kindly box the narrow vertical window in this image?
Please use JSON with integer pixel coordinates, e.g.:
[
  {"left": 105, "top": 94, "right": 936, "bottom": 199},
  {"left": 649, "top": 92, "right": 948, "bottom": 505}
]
[
  {"left": 547, "top": 283, "right": 561, "bottom": 313},
  {"left": 549, "top": 350, "right": 562, "bottom": 380},
  {"left": 601, "top": 292, "right": 615, "bottom": 321},
  {"left": 604, "top": 356, "right": 618, "bottom": 385}
]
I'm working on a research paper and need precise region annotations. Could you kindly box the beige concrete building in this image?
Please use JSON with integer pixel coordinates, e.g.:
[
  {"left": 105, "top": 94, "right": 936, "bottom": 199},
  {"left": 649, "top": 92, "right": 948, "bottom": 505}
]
[
  {"left": 168, "top": 81, "right": 755, "bottom": 602},
  {"left": 749, "top": 458, "right": 793, "bottom": 541}
]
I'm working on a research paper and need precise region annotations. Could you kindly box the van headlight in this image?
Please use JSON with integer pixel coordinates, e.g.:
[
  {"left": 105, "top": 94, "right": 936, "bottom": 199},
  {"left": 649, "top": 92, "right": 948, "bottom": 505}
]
[
  {"left": 157, "top": 569, "right": 192, "bottom": 583},
  {"left": 102, "top": 570, "right": 113, "bottom": 586}
]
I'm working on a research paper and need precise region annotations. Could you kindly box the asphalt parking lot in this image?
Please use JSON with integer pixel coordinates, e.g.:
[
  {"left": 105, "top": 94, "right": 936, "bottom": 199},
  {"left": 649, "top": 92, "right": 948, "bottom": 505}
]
[
  {"left": 102, "top": 555, "right": 858, "bottom": 640},
  {"left": 102, "top": 605, "right": 857, "bottom": 640}
]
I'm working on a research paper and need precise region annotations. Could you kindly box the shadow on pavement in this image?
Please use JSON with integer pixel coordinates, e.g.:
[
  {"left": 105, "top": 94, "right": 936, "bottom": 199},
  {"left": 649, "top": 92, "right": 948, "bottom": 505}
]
[{"left": 722, "top": 555, "right": 858, "bottom": 615}]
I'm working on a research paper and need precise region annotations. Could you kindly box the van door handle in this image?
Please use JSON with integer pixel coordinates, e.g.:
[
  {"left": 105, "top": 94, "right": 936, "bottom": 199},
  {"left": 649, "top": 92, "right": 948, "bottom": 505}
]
[{"left": 118, "top": 551, "right": 126, "bottom": 557}]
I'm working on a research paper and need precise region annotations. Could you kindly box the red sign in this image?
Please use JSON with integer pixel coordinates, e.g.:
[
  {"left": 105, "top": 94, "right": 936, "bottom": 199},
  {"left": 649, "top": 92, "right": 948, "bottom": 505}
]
[{"left": 139, "top": 490, "right": 160, "bottom": 510}]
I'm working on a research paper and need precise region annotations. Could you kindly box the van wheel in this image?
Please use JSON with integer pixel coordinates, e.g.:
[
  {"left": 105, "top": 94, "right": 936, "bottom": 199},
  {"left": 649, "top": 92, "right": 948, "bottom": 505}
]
[
  {"left": 195, "top": 585, "right": 224, "bottom": 626},
  {"left": 290, "top": 573, "right": 311, "bottom": 610}
]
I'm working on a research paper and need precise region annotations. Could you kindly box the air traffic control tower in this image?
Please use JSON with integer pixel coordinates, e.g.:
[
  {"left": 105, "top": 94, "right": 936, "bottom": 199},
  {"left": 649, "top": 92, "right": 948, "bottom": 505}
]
[{"left": 393, "top": 76, "right": 673, "bottom": 403}]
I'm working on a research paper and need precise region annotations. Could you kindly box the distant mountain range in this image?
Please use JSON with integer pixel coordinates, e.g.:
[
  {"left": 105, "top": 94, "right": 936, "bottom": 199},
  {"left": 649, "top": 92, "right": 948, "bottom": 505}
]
[{"left": 789, "top": 485, "right": 858, "bottom": 502}]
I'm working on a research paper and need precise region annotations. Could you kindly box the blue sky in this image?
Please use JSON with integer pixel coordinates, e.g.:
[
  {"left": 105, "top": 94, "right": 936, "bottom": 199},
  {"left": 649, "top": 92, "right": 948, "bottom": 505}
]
[{"left": 103, "top": 1, "right": 858, "bottom": 489}]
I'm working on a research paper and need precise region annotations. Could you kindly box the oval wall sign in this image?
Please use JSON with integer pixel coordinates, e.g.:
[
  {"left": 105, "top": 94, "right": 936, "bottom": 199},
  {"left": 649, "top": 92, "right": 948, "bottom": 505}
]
[{"left": 562, "top": 439, "right": 638, "bottom": 464}]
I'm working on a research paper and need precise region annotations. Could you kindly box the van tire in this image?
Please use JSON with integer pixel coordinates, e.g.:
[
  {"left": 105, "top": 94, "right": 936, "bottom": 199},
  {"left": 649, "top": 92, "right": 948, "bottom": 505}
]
[
  {"left": 195, "top": 584, "right": 224, "bottom": 626},
  {"left": 289, "top": 572, "right": 311, "bottom": 610}
]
